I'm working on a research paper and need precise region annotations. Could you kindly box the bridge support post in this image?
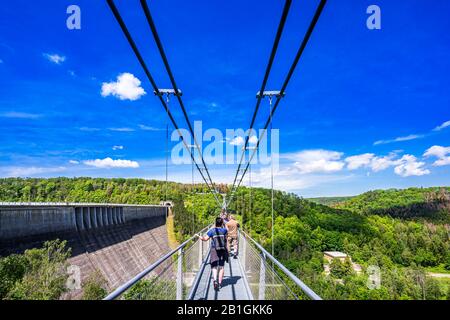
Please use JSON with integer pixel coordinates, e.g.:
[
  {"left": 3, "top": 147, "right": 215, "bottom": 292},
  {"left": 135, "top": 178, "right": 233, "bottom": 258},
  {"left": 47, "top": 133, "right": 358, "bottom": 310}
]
[
  {"left": 259, "top": 252, "right": 266, "bottom": 300},
  {"left": 176, "top": 248, "right": 183, "bottom": 300},
  {"left": 198, "top": 239, "right": 203, "bottom": 268},
  {"left": 241, "top": 232, "right": 246, "bottom": 272}
]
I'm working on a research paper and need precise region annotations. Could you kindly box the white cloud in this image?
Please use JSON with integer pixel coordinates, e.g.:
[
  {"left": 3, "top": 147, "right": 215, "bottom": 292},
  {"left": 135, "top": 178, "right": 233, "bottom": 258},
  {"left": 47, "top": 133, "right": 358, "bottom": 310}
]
[
  {"left": 284, "top": 149, "right": 345, "bottom": 174},
  {"left": 0, "top": 111, "right": 42, "bottom": 119},
  {"left": 393, "top": 155, "right": 430, "bottom": 177},
  {"left": 431, "top": 157, "right": 450, "bottom": 167},
  {"left": 424, "top": 145, "right": 450, "bottom": 159},
  {"left": 230, "top": 136, "right": 245, "bottom": 146},
  {"left": 7, "top": 166, "right": 66, "bottom": 177},
  {"left": 251, "top": 165, "right": 352, "bottom": 191},
  {"left": 68, "top": 70, "right": 76, "bottom": 77},
  {"left": 43, "top": 53, "right": 66, "bottom": 65},
  {"left": 374, "top": 134, "right": 423, "bottom": 145},
  {"left": 83, "top": 157, "right": 139, "bottom": 169},
  {"left": 345, "top": 151, "right": 429, "bottom": 176},
  {"left": 370, "top": 153, "right": 399, "bottom": 172},
  {"left": 249, "top": 135, "right": 258, "bottom": 145},
  {"left": 69, "top": 160, "right": 80, "bottom": 165},
  {"left": 424, "top": 145, "right": 450, "bottom": 167},
  {"left": 139, "top": 124, "right": 162, "bottom": 131},
  {"left": 79, "top": 127, "right": 100, "bottom": 132},
  {"left": 109, "top": 127, "right": 135, "bottom": 132},
  {"left": 433, "top": 120, "right": 450, "bottom": 132},
  {"left": 101, "top": 73, "right": 146, "bottom": 101},
  {"left": 112, "top": 145, "right": 124, "bottom": 150},
  {"left": 345, "top": 153, "right": 375, "bottom": 170}
]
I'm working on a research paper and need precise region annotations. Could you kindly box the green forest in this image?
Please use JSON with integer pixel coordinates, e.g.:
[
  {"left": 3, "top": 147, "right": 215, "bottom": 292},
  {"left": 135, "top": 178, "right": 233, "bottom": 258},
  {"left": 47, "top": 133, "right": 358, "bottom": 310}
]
[{"left": 0, "top": 178, "right": 449, "bottom": 300}]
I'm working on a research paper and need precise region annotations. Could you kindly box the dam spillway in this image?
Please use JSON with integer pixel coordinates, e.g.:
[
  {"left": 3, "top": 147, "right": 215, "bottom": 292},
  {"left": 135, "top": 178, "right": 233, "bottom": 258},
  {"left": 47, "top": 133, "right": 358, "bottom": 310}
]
[{"left": 0, "top": 203, "right": 171, "bottom": 299}]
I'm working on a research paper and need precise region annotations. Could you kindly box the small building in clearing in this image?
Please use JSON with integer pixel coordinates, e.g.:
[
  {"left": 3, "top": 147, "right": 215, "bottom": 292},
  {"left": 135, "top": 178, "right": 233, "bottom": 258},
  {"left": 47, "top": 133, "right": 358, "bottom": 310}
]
[
  {"left": 323, "top": 251, "right": 362, "bottom": 276},
  {"left": 324, "top": 251, "right": 348, "bottom": 263}
]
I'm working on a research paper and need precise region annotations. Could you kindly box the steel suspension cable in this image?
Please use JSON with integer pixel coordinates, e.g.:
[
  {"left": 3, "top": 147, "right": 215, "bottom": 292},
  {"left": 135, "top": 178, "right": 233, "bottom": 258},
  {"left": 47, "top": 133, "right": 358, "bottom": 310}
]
[
  {"left": 106, "top": 0, "right": 221, "bottom": 206},
  {"left": 227, "top": 0, "right": 293, "bottom": 201},
  {"left": 165, "top": 96, "right": 169, "bottom": 202},
  {"left": 229, "top": 0, "right": 328, "bottom": 204},
  {"left": 139, "top": 0, "right": 220, "bottom": 204},
  {"left": 269, "top": 96, "right": 275, "bottom": 257}
]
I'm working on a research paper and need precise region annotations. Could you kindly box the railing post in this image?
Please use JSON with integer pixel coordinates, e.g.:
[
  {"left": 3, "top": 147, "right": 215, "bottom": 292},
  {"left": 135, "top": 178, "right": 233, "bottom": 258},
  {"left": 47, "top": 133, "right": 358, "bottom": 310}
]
[
  {"left": 241, "top": 232, "right": 246, "bottom": 271},
  {"left": 198, "top": 239, "right": 203, "bottom": 268},
  {"left": 176, "top": 248, "right": 184, "bottom": 300},
  {"left": 259, "top": 252, "right": 266, "bottom": 300}
]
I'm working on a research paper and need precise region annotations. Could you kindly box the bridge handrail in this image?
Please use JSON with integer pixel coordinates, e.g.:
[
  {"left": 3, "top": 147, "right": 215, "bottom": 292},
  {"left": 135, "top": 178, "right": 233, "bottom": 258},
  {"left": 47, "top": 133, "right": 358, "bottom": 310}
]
[
  {"left": 241, "top": 229, "right": 322, "bottom": 300},
  {"left": 104, "top": 225, "right": 210, "bottom": 300}
]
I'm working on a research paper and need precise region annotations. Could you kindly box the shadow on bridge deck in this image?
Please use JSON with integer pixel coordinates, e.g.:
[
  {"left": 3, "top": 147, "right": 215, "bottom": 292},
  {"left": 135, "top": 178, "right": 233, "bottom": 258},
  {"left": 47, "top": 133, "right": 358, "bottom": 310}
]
[{"left": 192, "top": 255, "right": 252, "bottom": 300}]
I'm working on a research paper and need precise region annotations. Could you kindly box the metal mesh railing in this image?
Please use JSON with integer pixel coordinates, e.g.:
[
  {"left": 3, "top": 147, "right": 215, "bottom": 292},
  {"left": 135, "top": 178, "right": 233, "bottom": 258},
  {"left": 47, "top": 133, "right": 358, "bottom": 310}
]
[
  {"left": 104, "top": 226, "right": 321, "bottom": 300},
  {"left": 239, "top": 230, "right": 321, "bottom": 300},
  {"left": 239, "top": 231, "right": 297, "bottom": 300},
  {"left": 104, "top": 226, "right": 209, "bottom": 300}
]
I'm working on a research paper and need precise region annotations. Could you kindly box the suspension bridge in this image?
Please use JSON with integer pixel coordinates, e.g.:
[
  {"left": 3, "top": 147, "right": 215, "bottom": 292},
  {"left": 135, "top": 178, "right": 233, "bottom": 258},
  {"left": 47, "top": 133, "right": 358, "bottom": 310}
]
[{"left": 102, "top": 0, "right": 327, "bottom": 300}]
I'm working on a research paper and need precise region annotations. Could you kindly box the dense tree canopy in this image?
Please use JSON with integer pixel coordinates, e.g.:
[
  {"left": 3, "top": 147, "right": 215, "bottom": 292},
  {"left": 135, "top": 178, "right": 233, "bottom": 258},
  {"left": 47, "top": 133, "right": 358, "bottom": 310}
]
[{"left": 0, "top": 178, "right": 448, "bottom": 300}]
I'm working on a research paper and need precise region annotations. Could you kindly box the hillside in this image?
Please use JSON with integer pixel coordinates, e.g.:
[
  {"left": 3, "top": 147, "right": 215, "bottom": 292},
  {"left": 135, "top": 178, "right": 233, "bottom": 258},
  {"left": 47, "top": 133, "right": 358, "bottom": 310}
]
[
  {"left": 1, "top": 178, "right": 449, "bottom": 300},
  {"left": 335, "top": 187, "right": 450, "bottom": 221},
  {"left": 307, "top": 196, "right": 354, "bottom": 206}
]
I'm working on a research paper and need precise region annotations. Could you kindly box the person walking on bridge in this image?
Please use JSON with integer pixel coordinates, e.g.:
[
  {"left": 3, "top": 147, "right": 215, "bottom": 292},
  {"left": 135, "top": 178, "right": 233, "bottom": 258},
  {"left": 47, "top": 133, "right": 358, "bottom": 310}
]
[
  {"left": 198, "top": 217, "right": 229, "bottom": 290},
  {"left": 225, "top": 215, "right": 240, "bottom": 258}
]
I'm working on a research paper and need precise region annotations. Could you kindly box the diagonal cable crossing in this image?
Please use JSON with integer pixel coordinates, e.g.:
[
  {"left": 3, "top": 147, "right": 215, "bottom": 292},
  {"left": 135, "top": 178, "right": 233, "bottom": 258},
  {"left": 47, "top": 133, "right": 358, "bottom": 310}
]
[
  {"left": 106, "top": 0, "right": 221, "bottom": 206},
  {"left": 227, "top": 0, "right": 328, "bottom": 206}
]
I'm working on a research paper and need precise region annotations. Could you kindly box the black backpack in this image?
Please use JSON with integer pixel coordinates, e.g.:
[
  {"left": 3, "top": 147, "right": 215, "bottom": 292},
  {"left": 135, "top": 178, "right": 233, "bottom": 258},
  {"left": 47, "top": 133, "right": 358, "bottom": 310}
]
[{"left": 212, "top": 228, "right": 226, "bottom": 250}]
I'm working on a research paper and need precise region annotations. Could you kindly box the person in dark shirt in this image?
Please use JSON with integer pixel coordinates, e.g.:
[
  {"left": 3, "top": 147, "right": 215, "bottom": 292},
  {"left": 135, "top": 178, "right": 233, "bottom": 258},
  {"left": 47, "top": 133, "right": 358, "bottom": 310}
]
[{"left": 198, "top": 217, "right": 228, "bottom": 290}]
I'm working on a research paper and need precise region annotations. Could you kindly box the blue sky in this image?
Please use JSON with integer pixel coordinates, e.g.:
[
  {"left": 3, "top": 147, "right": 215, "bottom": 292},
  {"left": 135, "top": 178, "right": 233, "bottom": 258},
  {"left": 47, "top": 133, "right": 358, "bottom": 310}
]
[{"left": 0, "top": 0, "right": 449, "bottom": 197}]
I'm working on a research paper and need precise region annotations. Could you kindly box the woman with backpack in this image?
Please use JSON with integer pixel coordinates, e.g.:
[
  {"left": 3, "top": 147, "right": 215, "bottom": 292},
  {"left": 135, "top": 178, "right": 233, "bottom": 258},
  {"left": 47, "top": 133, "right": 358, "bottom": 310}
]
[{"left": 198, "top": 217, "right": 229, "bottom": 290}]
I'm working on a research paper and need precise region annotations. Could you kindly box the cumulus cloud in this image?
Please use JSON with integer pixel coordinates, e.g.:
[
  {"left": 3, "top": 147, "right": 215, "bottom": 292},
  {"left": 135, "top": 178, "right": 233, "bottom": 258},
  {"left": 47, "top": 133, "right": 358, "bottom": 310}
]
[
  {"left": 284, "top": 149, "right": 345, "bottom": 174},
  {"left": 69, "top": 160, "right": 80, "bottom": 164},
  {"left": 433, "top": 120, "right": 450, "bottom": 132},
  {"left": 424, "top": 145, "right": 450, "bottom": 166},
  {"left": 249, "top": 135, "right": 258, "bottom": 145},
  {"left": 251, "top": 165, "right": 352, "bottom": 191},
  {"left": 230, "top": 136, "right": 245, "bottom": 146},
  {"left": 434, "top": 158, "right": 450, "bottom": 166},
  {"left": 83, "top": 157, "right": 139, "bottom": 169},
  {"left": 43, "top": 53, "right": 66, "bottom": 65},
  {"left": 370, "top": 154, "right": 398, "bottom": 172},
  {"left": 112, "top": 145, "right": 124, "bottom": 150},
  {"left": 101, "top": 73, "right": 146, "bottom": 101},
  {"left": 393, "top": 155, "right": 430, "bottom": 177},
  {"left": 0, "top": 111, "right": 42, "bottom": 119},
  {"left": 374, "top": 134, "right": 423, "bottom": 145},
  {"left": 345, "top": 150, "right": 430, "bottom": 177},
  {"left": 345, "top": 153, "right": 375, "bottom": 170}
]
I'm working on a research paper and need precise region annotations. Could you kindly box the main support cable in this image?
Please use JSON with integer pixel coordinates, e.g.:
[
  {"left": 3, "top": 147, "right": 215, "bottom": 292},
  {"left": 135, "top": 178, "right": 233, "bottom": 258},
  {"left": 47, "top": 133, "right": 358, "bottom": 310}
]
[
  {"left": 228, "top": 0, "right": 293, "bottom": 201},
  {"left": 228, "top": 0, "right": 328, "bottom": 205},
  {"left": 106, "top": 0, "right": 221, "bottom": 207},
  {"left": 140, "top": 0, "right": 220, "bottom": 202}
]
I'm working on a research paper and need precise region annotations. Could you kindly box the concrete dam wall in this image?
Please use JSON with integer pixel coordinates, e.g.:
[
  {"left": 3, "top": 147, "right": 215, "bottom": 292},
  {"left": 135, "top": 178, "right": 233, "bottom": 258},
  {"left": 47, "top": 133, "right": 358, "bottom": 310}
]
[{"left": 0, "top": 203, "right": 171, "bottom": 299}]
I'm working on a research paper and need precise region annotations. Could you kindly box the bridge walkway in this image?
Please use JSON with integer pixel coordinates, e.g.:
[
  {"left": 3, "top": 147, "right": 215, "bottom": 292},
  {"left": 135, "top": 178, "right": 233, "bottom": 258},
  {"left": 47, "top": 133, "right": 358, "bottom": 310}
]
[
  {"left": 192, "top": 254, "right": 251, "bottom": 300},
  {"left": 104, "top": 228, "right": 321, "bottom": 301}
]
